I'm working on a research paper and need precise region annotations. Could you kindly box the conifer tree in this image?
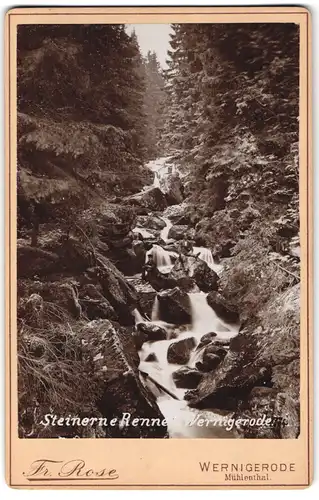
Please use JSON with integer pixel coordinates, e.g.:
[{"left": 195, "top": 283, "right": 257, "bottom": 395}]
[
  {"left": 143, "top": 50, "right": 165, "bottom": 159},
  {"left": 163, "top": 23, "right": 299, "bottom": 216},
  {"left": 17, "top": 23, "right": 149, "bottom": 230}
]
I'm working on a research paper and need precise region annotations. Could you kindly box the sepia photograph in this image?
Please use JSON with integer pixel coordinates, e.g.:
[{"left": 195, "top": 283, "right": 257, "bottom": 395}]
[{"left": 16, "top": 21, "right": 300, "bottom": 441}]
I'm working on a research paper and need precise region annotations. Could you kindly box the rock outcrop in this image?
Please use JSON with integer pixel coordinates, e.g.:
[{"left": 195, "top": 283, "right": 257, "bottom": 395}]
[
  {"left": 207, "top": 291, "right": 239, "bottom": 324},
  {"left": 172, "top": 366, "right": 203, "bottom": 389},
  {"left": 160, "top": 173, "right": 184, "bottom": 205},
  {"left": 133, "top": 321, "right": 167, "bottom": 350},
  {"left": 81, "top": 319, "right": 168, "bottom": 438},
  {"left": 186, "top": 285, "right": 300, "bottom": 438},
  {"left": 136, "top": 214, "right": 166, "bottom": 230},
  {"left": 192, "top": 260, "right": 219, "bottom": 292},
  {"left": 127, "top": 278, "right": 157, "bottom": 318},
  {"left": 127, "top": 187, "right": 168, "bottom": 211},
  {"left": 167, "top": 337, "right": 196, "bottom": 364},
  {"left": 157, "top": 287, "right": 192, "bottom": 324},
  {"left": 168, "top": 224, "right": 189, "bottom": 241}
]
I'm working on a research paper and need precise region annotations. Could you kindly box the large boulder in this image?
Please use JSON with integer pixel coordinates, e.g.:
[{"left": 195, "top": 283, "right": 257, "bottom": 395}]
[
  {"left": 168, "top": 256, "right": 197, "bottom": 292},
  {"left": 172, "top": 366, "right": 203, "bottom": 389},
  {"left": 127, "top": 187, "right": 167, "bottom": 212},
  {"left": 160, "top": 173, "right": 184, "bottom": 205},
  {"left": 162, "top": 203, "right": 190, "bottom": 223},
  {"left": 113, "top": 241, "right": 146, "bottom": 276},
  {"left": 167, "top": 337, "right": 196, "bottom": 364},
  {"left": 79, "top": 283, "right": 117, "bottom": 321},
  {"left": 207, "top": 291, "right": 239, "bottom": 324},
  {"left": 133, "top": 321, "right": 167, "bottom": 350},
  {"left": 157, "top": 287, "right": 192, "bottom": 324},
  {"left": 86, "top": 253, "right": 137, "bottom": 325},
  {"left": 168, "top": 254, "right": 219, "bottom": 293},
  {"left": 192, "top": 259, "right": 219, "bottom": 292},
  {"left": 97, "top": 204, "right": 136, "bottom": 246},
  {"left": 136, "top": 215, "right": 166, "bottom": 230},
  {"left": 186, "top": 329, "right": 272, "bottom": 410},
  {"left": 196, "top": 332, "right": 218, "bottom": 350},
  {"left": 133, "top": 240, "right": 147, "bottom": 270},
  {"left": 196, "top": 353, "right": 221, "bottom": 373},
  {"left": 203, "top": 344, "right": 228, "bottom": 360},
  {"left": 144, "top": 266, "right": 177, "bottom": 292},
  {"left": 145, "top": 352, "right": 158, "bottom": 363},
  {"left": 18, "top": 243, "right": 60, "bottom": 278},
  {"left": 196, "top": 341, "right": 227, "bottom": 372},
  {"left": 163, "top": 243, "right": 180, "bottom": 254},
  {"left": 127, "top": 278, "right": 156, "bottom": 318},
  {"left": 56, "top": 236, "right": 95, "bottom": 272},
  {"left": 168, "top": 225, "right": 189, "bottom": 241},
  {"left": 195, "top": 335, "right": 228, "bottom": 373}
]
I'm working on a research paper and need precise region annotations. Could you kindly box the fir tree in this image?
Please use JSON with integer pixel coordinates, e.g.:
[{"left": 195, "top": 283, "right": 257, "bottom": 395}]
[{"left": 143, "top": 50, "right": 166, "bottom": 159}]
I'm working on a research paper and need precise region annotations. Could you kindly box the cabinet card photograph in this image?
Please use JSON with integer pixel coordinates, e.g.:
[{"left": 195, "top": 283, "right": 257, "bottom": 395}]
[{"left": 6, "top": 6, "right": 312, "bottom": 489}]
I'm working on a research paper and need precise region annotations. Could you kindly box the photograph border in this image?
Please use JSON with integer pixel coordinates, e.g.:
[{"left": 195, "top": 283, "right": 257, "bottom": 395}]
[{"left": 5, "top": 6, "right": 313, "bottom": 489}]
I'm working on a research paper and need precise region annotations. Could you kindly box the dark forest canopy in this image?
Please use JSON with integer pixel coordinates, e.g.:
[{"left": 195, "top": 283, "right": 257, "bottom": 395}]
[
  {"left": 162, "top": 22, "right": 299, "bottom": 250},
  {"left": 17, "top": 24, "right": 165, "bottom": 229}
]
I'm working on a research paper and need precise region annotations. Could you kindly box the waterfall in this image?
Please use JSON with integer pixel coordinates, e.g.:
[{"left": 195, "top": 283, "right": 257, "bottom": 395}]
[
  {"left": 193, "top": 247, "right": 214, "bottom": 267},
  {"left": 146, "top": 244, "right": 173, "bottom": 273},
  {"left": 189, "top": 292, "right": 238, "bottom": 340},
  {"left": 188, "top": 292, "right": 219, "bottom": 337},
  {"left": 153, "top": 172, "right": 160, "bottom": 188},
  {"left": 160, "top": 217, "right": 173, "bottom": 242},
  {"left": 132, "top": 308, "right": 145, "bottom": 324},
  {"left": 151, "top": 296, "right": 160, "bottom": 321},
  {"left": 132, "top": 227, "right": 154, "bottom": 239},
  {"left": 193, "top": 246, "right": 222, "bottom": 273},
  {"left": 133, "top": 156, "right": 241, "bottom": 438}
]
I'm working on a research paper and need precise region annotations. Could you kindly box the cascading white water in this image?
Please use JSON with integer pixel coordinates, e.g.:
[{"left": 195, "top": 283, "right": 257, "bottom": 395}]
[
  {"left": 189, "top": 292, "right": 220, "bottom": 338},
  {"left": 134, "top": 292, "right": 239, "bottom": 438},
  {"left": 160, "top": 217, "right": 173, "bottom": 242},
  {"left": 133, "top": 308, "right": 145, "bottom": 324},
  {"left": 193, "top": 247, "right": 214, "bottom": 268},
  {"left": 193, "top": 246, "right": 223, "bottom": 273},
  {"left": 151, "top": 296, "right": 160, "bottom": 321},
  {"left": 132, "top": 227, "right": 154, "bottom": 239},
  {"left": 193, "top": 247, "right": 214, "bottom": 265},
  {"left": 146, "top": 244, "right": 173, "bottom": 273},
  {"left": 130, "top": 156, "right": 240, "bottom": 437},
  {"left": 153, "top": 172, "right": 160, "bottom": 188},
  {"left": 188, "top": 292, "right": 236, "bottom": 340}
]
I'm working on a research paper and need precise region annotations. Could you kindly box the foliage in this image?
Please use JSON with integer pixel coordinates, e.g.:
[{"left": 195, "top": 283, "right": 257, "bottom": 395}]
[
  {"left": 17, "top": 292, "right": 103, "bottom": 438},
  {"left": 219, "top": 221, "right": 299, "bottom": 324},
  {"left": 143, "top": 50, "right": 166, "bottom": 159},
  {"left": 17, "top": 25, "right": 151, "bottom": 234},
  {"left": 163, "top": 23, "right": 300, "bottom": 320}
]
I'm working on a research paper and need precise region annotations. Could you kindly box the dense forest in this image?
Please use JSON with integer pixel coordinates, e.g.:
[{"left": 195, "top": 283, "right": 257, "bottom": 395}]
[{"left": 17, "top": 23, "right": 300, "bottom": 439}]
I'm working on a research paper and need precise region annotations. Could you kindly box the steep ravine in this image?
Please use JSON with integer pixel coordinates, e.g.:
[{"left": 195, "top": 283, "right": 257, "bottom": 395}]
[
  {"left": 18, "top": 156, "right": 299, "bottom": 440},
  {"left": 128, "top": 157, "right": 239, "bottom": 437},
  {"left": 127, "top": 157, "right": 300, "bottom": 439}
]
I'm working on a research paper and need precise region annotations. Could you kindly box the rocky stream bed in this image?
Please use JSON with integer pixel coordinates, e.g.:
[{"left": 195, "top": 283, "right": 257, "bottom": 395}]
[{"left": 18, "top": 157, "right": 300, "bottom": 440}]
